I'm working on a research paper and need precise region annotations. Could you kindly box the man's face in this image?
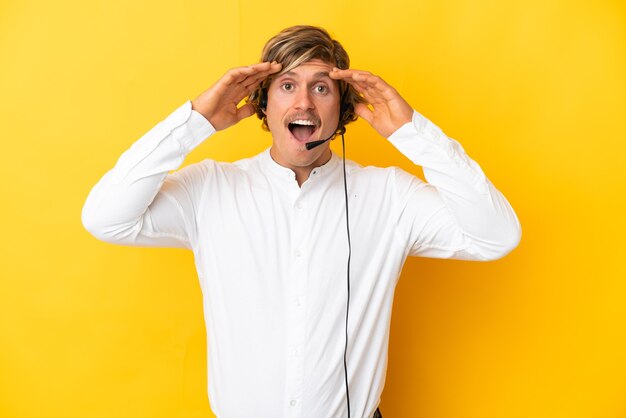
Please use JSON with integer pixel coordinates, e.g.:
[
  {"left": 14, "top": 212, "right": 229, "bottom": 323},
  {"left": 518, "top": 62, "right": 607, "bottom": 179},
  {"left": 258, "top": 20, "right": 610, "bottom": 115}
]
[{"left": 265, "top": 59, "right": 341, "bottom": 176}]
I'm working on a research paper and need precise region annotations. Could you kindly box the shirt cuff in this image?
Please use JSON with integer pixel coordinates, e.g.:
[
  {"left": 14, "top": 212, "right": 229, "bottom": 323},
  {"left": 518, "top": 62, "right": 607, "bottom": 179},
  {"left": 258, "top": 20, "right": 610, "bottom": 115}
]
[
  {"left": 387, "top": 109, "right": 489, "bottom": 192},
  {"left": 387, "top": 110, "right": 448, "bottom": 149},
  {"left": 162, "top": 100, "right": 216, "bottom": 153}
]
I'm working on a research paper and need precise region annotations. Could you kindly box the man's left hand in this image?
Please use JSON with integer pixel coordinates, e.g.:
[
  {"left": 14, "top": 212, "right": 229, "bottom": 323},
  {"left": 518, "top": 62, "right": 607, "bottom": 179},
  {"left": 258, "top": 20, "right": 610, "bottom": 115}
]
[{"left": 329, "top": 68, "right": 414, "bottom": 138}]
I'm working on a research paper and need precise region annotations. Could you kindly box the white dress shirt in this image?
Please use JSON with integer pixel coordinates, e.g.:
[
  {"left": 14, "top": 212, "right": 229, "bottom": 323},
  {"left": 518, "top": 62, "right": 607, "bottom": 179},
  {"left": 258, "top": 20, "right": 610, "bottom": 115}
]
[{"left": 82, "top": 100, "right": 521, "bottom": 418}]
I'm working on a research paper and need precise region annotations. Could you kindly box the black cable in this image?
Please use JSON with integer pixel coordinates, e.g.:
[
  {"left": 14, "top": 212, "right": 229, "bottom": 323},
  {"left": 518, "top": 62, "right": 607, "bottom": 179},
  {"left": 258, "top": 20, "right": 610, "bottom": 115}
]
[{"left": 341, "top": 131, "right": 352, "bottom": 418}]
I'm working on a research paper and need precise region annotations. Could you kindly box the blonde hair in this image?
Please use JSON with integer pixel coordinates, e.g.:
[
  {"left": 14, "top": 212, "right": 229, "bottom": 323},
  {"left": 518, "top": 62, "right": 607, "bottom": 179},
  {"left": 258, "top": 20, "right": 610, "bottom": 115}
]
[{"left": 247, "top": 25, "right": 363, "bottom": 133}]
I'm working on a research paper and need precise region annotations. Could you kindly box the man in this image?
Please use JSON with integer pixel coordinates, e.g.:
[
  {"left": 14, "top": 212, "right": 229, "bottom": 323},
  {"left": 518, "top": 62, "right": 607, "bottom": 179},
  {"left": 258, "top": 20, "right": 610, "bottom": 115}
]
[{"left": 82, "top": 25, "right": 521, "bottom": 418}]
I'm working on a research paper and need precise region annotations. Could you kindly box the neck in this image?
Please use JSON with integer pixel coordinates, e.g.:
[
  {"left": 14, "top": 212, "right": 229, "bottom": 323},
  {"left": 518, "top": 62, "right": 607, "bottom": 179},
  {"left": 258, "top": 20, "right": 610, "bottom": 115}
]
[
  {"left": 268, "top": 146, "right": 332, "bottom": 187},
  {"left": 293, "top": 150, "right": 332, "bottom": 186}
]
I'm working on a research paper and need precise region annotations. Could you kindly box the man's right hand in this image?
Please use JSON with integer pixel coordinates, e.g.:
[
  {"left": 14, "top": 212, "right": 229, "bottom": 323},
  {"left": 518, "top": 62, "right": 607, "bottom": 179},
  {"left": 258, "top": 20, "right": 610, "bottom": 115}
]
[{"left": 191, "top": 62, "right": 282, "bottom": 131}]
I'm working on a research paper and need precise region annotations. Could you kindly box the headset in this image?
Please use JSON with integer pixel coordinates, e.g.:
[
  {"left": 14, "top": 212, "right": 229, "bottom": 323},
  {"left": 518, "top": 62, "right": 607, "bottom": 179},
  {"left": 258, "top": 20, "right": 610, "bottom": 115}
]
[{"left": 257, "top": 79, "right": 354, "bottom": 417}]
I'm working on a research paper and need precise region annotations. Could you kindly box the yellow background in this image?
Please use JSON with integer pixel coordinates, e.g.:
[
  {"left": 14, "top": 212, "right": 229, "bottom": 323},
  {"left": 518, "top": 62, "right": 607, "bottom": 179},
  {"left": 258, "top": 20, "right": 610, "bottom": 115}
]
[{"left": 1, "top": 0, "right": 625, "bottom": 417}]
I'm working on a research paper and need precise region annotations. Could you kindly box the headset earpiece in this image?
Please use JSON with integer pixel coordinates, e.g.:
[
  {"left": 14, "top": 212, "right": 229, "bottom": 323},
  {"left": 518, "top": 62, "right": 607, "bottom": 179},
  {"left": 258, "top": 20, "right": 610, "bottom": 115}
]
[
  {"left": 259, "top": 88, "right": 268, "bottom": 112},
  {"left": 337, "top": 84, "right": 351, "bottom": 134}
]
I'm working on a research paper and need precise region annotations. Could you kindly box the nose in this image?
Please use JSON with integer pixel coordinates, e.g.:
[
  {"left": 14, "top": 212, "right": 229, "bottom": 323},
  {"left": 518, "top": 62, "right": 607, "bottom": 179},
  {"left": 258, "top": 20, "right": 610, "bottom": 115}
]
[{"left": 294, "top": 88, "right": 314, "bottom": 110}]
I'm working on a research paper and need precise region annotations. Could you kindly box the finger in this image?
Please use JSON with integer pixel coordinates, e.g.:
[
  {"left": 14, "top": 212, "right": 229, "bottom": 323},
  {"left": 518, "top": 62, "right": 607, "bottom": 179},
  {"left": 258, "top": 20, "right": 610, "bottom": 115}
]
[
  {"left": 222, "top": 66, "right": 255, "bottom": 85},
  {"left": 331, "top": 69, "right": 386, "bottom": 102},
  {"left": 243, "top": 79, "right": 263, "bottom": 97},
  {"left": 242, "top": 70, "right": 275, "bottom": 88},
  {"left": 236, "top": 63, "right": 282, "bottom": 91},
  {"left": 330, "top": 69, "right": 378, "bottom": 94},
  {"left": 222, "top": 62, "right": 279, "bottom": 86},
  {"left": 357, "top": 75, "right": 403, "bottom": 104},
  {"left": 336, "top": 76, "right": 373, "bottom": 101},
  {"left": 334, "top": 69, "right": 394, "bottom": 99},
  {"left": 267, "top": 61, "right": 283, "bottom": 74},
  {"left": 246, "top": 61, "right": 282, "bottom": 78},
  {"left": 352, "top": 73, "right": 391, "bottom": 100},
  {"left": 250, "top": 61, "right": 281, "bottom": 71},
  {"left": 243, "top": 62, "right": 281, "bottom": 84},
  {"left": 214, "top": 66, "right": 276, "bottom": 103},
  {"left": 223, "top": 81, "right": 264, "bottom": 109},
  {"left": 329, "top": 68, "right": 372, "bottom": 80},
  {"left": 255, "top": 62, "right": 283, "bottom": 82},
  {"left": 344, "top": 79, "right": 384, "bottom": 105},
  {"left": 238, "top": 72, "right": 274, "bottom": 99}
]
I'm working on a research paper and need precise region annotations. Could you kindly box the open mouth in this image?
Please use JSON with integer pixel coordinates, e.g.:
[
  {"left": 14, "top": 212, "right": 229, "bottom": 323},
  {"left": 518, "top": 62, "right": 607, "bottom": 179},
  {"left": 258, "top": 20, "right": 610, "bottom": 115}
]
[{"left": 288, "top": 119, "right": 318, "bottom": 142}]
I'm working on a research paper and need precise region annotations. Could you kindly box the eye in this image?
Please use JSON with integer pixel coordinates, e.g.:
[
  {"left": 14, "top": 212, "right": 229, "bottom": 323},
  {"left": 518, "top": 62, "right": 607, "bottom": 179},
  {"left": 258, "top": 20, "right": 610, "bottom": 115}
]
[
  {"left": 281, "top": 82, "right": 294, "bottom": 92},
  {"left": 314, "top": 84, "right": 329, "bottom": 94}
]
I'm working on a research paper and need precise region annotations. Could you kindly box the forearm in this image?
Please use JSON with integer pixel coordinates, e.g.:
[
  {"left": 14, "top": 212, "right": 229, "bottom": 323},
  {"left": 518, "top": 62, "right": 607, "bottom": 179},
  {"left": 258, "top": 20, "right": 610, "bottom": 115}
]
[
  {"left": 81, "top": 100, "right": 215, "bottom": 244},
  {"left": 389, "top": 110, "right": 521, "bottom": 260}
]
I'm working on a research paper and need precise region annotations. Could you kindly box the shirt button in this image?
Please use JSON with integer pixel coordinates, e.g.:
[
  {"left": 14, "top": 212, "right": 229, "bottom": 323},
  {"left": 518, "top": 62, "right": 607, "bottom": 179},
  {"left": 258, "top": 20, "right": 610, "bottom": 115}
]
[
  {"left": 295, "top": 202, "right": 302, "bottom": 209},
  {"left": 295, "top": 298, "right": 302, "bottom": 307},
  {"left": 290, "top": 399, "right": 297, "bottom": 406},
  {"left": 295, "top": 249, "right": 302, "bottom": 257}
]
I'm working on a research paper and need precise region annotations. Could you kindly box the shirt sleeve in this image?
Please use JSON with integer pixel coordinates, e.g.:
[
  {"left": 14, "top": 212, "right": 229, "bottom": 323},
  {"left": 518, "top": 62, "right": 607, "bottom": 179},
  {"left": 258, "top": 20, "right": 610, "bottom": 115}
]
[
  {"left": 81, "top": 100, "right": 216, "bottom": 249},
  {"left": 388, "top": 110, "right": 522, "bottom": 261}
]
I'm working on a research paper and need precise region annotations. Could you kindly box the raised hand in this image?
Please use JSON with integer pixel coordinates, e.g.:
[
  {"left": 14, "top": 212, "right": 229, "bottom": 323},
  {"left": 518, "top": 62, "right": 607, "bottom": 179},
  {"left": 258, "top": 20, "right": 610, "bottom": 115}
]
[
  {"left": 191, "top": 62, "right": 282, "bottom": 131},
  {"left": 329, "top": 68, "right": 414, "bottom": 138}
]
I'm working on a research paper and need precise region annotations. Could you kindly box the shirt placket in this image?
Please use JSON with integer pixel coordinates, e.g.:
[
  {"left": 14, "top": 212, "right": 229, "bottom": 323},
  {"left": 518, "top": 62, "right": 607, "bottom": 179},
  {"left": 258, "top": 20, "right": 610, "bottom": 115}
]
[{"left": 284, "top": 191, "right": 308, "bottom": 418}]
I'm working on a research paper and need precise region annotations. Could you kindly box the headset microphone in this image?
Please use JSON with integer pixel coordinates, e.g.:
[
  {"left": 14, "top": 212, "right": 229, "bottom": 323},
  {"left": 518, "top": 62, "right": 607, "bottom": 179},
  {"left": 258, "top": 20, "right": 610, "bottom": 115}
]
[
  {"left": 305, "top": 134, "right": 333, "bottom": 150},
  {"left": 305, "top": 126, "right": 344, "bottom": 150}
]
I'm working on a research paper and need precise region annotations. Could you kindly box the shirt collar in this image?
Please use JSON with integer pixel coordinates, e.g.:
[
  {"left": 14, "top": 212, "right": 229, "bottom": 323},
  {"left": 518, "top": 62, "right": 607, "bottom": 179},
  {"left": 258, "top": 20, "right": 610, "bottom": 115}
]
[{"left": 260, "top": 147, "right": 341, "bottom": 183}]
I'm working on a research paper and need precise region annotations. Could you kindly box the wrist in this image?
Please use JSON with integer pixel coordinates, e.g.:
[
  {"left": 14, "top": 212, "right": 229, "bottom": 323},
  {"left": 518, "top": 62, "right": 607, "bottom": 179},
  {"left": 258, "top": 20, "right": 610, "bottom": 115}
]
[{"left": 191, "top": 100, "right": 212, "bottom": 123}]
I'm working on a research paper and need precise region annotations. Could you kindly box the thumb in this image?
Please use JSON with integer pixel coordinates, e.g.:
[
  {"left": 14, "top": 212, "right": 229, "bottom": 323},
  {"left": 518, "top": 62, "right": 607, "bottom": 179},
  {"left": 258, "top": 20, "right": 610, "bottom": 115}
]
[
  {"left": 354, "top": 102, "right": 374, "bottom": 125},
  {"left": 236, "top": 103, "right": 256, "bottom": 122}
]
